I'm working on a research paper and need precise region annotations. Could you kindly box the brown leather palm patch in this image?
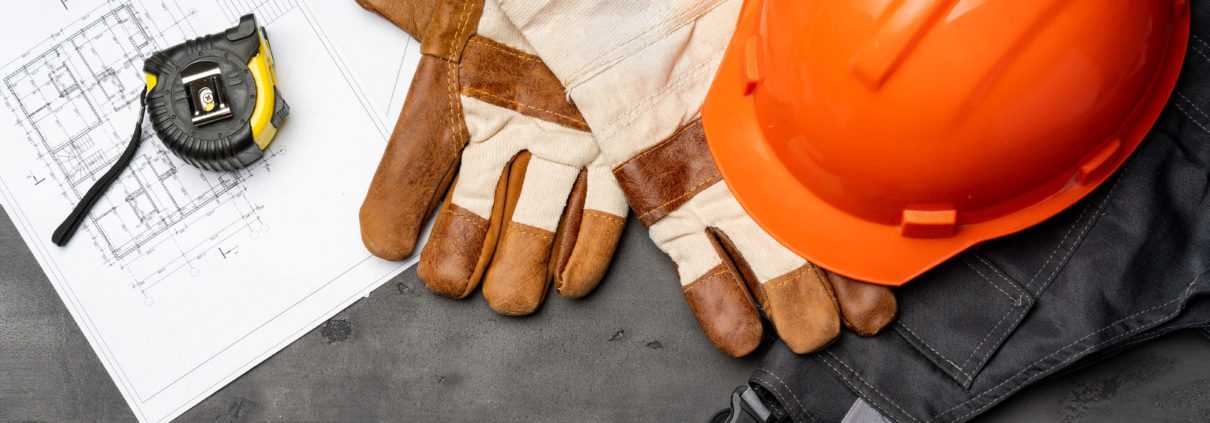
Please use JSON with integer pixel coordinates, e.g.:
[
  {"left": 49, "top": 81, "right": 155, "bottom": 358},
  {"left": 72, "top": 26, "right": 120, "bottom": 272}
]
[
  {"left": 614, "top": 119, "right": 722, "bottom": 226},
  {"left": 459, "top": 35, "right": 590, "bottom": 131}
]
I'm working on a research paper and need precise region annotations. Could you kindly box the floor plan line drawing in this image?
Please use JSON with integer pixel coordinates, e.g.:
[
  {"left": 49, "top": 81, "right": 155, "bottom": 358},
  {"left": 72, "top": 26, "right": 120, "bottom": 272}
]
[
  {"left": 218, "top": 0, "right": 298, "bottom": 25},
  {"left": 0, "top": 0, "right": 302, "bottom": 303}
]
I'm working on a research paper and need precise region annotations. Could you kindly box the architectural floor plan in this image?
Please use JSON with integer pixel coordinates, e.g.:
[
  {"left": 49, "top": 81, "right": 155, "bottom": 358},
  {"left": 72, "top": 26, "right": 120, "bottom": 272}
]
[
  {"left": 3, "top": 2, "right": 278, "bottom": 304},
  {"left": 0, "top": 0, "right": 424, "bottom": 422}
]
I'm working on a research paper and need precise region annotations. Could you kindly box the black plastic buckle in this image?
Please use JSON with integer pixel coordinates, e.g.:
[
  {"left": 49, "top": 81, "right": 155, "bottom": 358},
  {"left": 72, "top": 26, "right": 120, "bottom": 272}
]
[{"left": 709, "top": 386, "right": 770, "bottom": 423}]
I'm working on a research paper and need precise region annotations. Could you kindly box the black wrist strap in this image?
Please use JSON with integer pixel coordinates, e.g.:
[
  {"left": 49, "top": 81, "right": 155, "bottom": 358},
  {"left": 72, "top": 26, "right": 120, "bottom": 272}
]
[{"left": 52, "top": 87, "right": 148, "bottom": 247}]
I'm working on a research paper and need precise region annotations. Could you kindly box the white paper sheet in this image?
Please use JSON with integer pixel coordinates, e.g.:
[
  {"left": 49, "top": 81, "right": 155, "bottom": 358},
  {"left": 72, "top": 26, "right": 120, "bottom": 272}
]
[{"left": 0, "top": 0, "right": 423, "bottom": 421}]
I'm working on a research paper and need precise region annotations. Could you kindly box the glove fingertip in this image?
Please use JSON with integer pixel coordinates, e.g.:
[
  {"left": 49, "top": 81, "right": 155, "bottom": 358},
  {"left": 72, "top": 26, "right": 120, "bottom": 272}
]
[
  {"left": 684, "top": 264, "right": 764, "bottom": 358},
  {"left": 764, "top": 265, "right": 842, "bottom": 355},
  {"left": 554, "top": 210, "right": 625, "bottom": 299},
  {"left": 828, "top": 271, "right": 899, "bottom": 337},
  {"left": 417, "top": 203, "right": 492, "bottom": 299},
  {"left": 483, "top": 221, "right": 555, "bottom": 316},
  {"left": 359, "top": 205, "right": 414, "bottom": 262}
]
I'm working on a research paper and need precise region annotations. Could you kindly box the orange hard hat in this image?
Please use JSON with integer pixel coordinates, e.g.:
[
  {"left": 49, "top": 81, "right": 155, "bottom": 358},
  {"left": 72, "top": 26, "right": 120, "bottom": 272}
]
[{"left": 702, "top": 0, "right": 1190, "bottom": 286}]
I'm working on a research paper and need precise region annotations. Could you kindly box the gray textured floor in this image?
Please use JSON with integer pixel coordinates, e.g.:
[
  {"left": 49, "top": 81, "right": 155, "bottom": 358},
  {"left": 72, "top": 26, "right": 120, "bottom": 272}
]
[{"left": 2, "top": 204, "right": 1209, "bottom": 422}]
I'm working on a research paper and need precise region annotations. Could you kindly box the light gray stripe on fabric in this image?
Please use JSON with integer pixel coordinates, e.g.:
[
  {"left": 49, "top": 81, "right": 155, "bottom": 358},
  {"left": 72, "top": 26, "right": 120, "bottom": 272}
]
[
  {"left": 741, "top": 387, "right": 771, "bottom": 421},
  {"left": 842, "top": 399, "right": 894, "bottom": 423}
]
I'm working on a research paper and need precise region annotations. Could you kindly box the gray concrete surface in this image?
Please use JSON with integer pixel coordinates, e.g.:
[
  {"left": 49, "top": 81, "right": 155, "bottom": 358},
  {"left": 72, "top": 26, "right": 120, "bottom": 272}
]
[{"left": 2, "top": 204, "right": 1209, "bottom": 422}]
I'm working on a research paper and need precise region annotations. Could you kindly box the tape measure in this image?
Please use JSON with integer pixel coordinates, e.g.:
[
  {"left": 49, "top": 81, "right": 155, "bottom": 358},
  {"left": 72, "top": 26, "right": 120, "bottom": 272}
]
[
  {"left": 145, "top": 13, "right": 289, "bottom": 170},
  {"left": 52, "top": 14, "right": 289, "bottom": 246}
]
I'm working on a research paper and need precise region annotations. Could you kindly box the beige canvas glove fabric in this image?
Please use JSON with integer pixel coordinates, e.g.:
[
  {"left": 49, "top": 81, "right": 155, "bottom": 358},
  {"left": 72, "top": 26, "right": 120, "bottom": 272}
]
[
  {"left": 357, "top": 0, "right": 628, "bottom": 315},
  {"left": 495, "top": 0, "right": 897, "bottom": 356}
]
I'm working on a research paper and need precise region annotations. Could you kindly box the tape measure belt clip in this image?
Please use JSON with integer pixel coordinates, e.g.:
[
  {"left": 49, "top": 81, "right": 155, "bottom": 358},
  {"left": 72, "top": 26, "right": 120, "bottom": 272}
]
[{"left": 180, "top": 62, "right": 231, "bottom": 125}]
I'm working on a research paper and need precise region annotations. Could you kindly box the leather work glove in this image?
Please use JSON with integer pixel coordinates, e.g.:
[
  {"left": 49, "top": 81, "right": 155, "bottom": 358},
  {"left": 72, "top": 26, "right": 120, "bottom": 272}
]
[
  {"left": 355, "top": 0, "right": 629, "bottom": 314},
  {"left": 495, "top": 0, "right": 899, "bottom": 356}
]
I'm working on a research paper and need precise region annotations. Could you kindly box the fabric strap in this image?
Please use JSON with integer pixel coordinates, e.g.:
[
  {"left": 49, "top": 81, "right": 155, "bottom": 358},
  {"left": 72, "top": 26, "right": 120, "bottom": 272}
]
[{"left": 52, "top": 87, "right": 147, "bottom": 246}]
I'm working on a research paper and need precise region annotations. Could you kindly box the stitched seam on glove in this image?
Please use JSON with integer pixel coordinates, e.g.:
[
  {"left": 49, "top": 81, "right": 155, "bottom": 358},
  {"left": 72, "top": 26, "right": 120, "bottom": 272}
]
[
  {"left": 614, "top": 118, "right": 699, "bottom": 169},
  {"left": 615, "top": 120, "right": 722, "bottom": 225},
  {"left": 459, "top": 36, "right": 591, "bottom": 131},
  {"left": 562, "top": 0, "right": 727, "bottom": 87},
  {"left": 764, "top": 267, "right": 814, "bottom": 291},
  {"left": 468, "top": 37, "right": 539, "bottom": 62},
  {"left": 583, "top": 211, "right": 625, "bottom": 225},
  {"left": 510, "top": 226, "right": 554, "bottom": 240},
  {"left": 449, "top": 209, "right": 489, "bottom": 232},
  {"left": 463, "top": 87, "right": 588, "bottom": 127},
  {"left": 683, "top": 268, "right": 729, "bottom": 292},
  {"left": 598, "top": 51, "right": 723, "bottom": 143},
  {"left": 447, "top": 0, "right": 477, "bottom": 62},
  {"left": 637, "top": 173, "right": 720, "bottom": 222},
  {"left": 445, "top": 62, "right": 464, "bottom": 151}
]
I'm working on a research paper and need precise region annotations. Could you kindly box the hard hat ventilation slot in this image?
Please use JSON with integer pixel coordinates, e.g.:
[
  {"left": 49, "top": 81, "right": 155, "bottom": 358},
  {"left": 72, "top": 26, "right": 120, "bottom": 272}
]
[
  {"left": 900, "top": 205, "right": 957, "bottom": 238},
  {"left": 1076, "top": 138, "right": 1121, "bottom": 186},
  {"left": 743, "top": 35, "right": 763, "bottom": 95}
]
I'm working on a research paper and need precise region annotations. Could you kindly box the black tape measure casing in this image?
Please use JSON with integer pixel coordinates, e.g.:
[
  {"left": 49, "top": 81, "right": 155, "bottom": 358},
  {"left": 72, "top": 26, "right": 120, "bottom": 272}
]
[{"left": 143, "top": 14, "right": 288, "bottom": 171}]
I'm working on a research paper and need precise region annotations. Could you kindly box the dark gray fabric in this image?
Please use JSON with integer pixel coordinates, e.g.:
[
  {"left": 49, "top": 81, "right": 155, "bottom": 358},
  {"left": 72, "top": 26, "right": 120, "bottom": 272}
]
[{"left": 751, "top": 4, "right": 1210, "bottom": 423}]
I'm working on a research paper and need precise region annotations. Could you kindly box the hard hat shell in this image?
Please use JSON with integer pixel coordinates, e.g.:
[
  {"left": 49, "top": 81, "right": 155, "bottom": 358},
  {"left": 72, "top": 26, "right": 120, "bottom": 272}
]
[{"left": 702, "top": 0, "right": 1190, "bottom": 286}]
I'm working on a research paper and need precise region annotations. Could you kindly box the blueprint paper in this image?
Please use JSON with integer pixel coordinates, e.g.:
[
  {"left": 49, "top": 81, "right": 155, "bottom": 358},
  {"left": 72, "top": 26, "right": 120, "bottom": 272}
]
[
  {"left": 0, "top": 0, "right": 425, "bottom": 422},
  {"left": 305, "top": 0, "right": 422, "bottom": 135}
]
